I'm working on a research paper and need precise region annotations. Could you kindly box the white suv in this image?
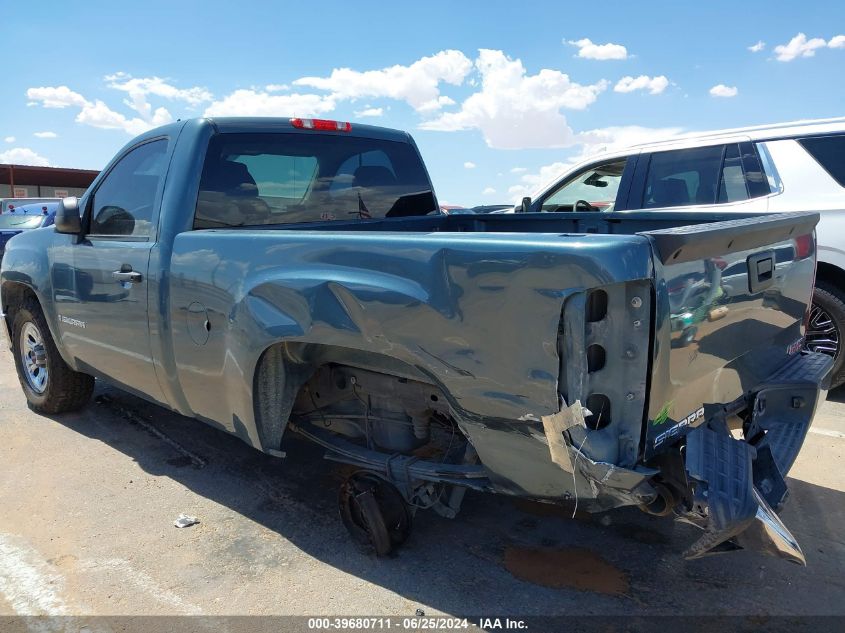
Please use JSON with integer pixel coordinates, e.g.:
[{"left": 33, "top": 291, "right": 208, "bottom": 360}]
[{"left": 520, "top": 117, "right": 845, "bottom": 387}]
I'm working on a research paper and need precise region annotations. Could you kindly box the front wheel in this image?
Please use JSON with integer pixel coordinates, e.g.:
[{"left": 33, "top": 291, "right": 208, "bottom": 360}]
[
  {"left": 11, "top": 299, "right": 94, "bottom": 413},
  {"left": 806, "top": 284, "right": 845, "bottom": 389}
]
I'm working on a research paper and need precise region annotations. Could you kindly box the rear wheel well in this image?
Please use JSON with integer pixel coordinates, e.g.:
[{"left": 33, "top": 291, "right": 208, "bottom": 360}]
[
  {"left": 252, "top": 341, "right": 465, "bottom": 458},
  {"left": 815, "top": 262, "right": 845, "bottom": 296}
]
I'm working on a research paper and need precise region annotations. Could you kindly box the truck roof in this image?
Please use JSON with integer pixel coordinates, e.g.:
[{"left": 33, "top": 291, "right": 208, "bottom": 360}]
[
  {"left": 625, "top": 115, "right": 845, "bottom": 150},
  {"left": 205, "top": 117, "right": 413, "bottom": 143},
  {"left": 127, "top": 118, "right": 414, "bottom": 154}
]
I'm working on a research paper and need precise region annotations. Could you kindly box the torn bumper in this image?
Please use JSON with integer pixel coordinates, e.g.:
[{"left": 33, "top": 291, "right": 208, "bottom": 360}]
[{"left": 682, "top": 351, "right": 832, "bottom": 564}]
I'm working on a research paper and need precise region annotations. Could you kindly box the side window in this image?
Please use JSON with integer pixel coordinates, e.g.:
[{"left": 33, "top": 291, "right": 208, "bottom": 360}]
[
  {"left": 740, "top": 142, "right": 772, "bottom": 198},
  {"left": 718, "top": 144, "right": 748, "bottom": 203},
  {"left": 642, "top": 143, "right": 775, "bottom": 210},
  {"left": 90, "top": 139, "right": 168, "bottom": 237},
  {"left": 541, "top": 158, "right": 628, "bottom": 211},
  {"left": 754, "top": 142, "right": 783, "bottom": 194},
  {"left": 643, "top": 146, "right": 723, "bottom": 208},
  {"left": 799, "top": 134, "right": 845, "bottom": 188}
]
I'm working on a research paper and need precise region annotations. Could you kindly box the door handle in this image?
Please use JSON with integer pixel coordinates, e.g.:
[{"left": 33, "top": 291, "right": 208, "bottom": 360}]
[{"left": 112, "top": 266, "right": 143, "bottom": 284}]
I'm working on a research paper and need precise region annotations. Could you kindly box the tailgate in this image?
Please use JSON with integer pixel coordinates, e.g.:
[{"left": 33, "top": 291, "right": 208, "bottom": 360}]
[
  {"left": 641, "top": 212, "right": 821, "bottom": 458},
  {"left": 638, "top": 211, "right": 833, "bottom": 562}
]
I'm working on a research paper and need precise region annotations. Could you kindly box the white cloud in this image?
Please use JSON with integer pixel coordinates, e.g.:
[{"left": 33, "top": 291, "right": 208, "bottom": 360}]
[
  {"left": 464, "top": 161, "right": 476, "bottom": 169},
  {"left": 772, "top": 33, "right": 843, "bottom": 61},
  {"left": 576, "top": 125, "right": 684, "bottom": 154},
  {"left": 105, "top": 73, "right": 212, "bottom": 106},
  {"left": 34, "top": 131, "right": 57, "bottom": 139},
  {"left": 103, "top": 73, "right": 211, "bottom": 127},
  {"left": 507, "top": 161, "right": 572, "bottom": 201},
  {"left": 748, "top": 40, "right": 766, "bottom": 53},
  {"left": 709, "top": 84, "right": 738, "bottom": 98},
  {"left": 0, "top": 147, "right": 50, "bottom": 166},
  {"left": 4, "top": 136, "right": 14, "bottom": 143},
  {"left": 416, "top": 96, "right": 456, "bottom": 113},
  {"left": 293, "top": 50, "right": 472, "bottom": 112},
  {"left": 203, "top": 89, "right": 336, "bottom": 117},
  {"left": 421, "top": 49, "right": 608, "bottom": 149},
  {"left": 510, "top": 167, "right": 527, "bottom": 173},
  {"left": 482, "top": 187, "right": 496, "bottom": 195},
  {"left": 28, "top": 82, "right": 175, "bottom": 135},
  {"left": 567, "top": 38, "right": 628, "bottom": 60},
  {"left": 614, "top": 75, "right": 669, "bottom": 95},
  {"left": 265, "top": 84, "right": 289, "bottom": 92},
  {"left": 354, "top": 106, "right": 384, "bottom": 118},
  {"left": 26, "top": 86, "right": 88, "bottom": 108},
  {"left": 83, "top": 99, "right": 173, "bottom": 134}
]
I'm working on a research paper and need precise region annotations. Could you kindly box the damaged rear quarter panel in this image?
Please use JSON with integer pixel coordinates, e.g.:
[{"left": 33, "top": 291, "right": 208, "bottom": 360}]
[{"left": 166, "top": 229, "right": 655, "bottom": 492}]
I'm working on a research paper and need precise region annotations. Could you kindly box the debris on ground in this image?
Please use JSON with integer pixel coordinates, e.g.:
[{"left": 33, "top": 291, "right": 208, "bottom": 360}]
[{"left": 173, "top": 514, "right": 200, "bottom": 528}]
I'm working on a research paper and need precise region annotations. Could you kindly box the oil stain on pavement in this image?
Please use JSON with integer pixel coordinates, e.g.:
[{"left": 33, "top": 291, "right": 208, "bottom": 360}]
[{"left": 503, "top": 546, "right": 629, "bottom": 595}]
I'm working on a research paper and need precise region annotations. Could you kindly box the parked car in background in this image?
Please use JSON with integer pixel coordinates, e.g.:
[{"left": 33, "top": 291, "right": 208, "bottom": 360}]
[
  {"left": 0, "top": 202, "right": 58, "bottom": 260},
  {"left": 470, "top": 204, "right": 514, "bottom": 214},
  {"left": 518, "top": 117, "right": 845, "bottom": 387},
  {"left": 1, "top": 197, "right": 60, "bottom": 215}
]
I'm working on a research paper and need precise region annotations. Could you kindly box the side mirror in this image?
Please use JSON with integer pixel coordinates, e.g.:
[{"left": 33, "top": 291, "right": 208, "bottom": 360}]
[
  {"left": 54, "top": 197, "right": 82, "bottom": 235},
  {"left": 520, "top": 197, "right": 532, "bottom": 213}
]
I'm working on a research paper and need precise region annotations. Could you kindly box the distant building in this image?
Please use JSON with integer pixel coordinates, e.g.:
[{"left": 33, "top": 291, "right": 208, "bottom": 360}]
[{"left": 1, "top": 163, "right": 99, "bottom": 199}]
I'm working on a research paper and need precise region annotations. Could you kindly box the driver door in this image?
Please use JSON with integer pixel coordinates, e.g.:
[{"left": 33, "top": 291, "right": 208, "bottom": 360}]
[{"left": 55, "top": 138, "right": 169, "bottom": 403}]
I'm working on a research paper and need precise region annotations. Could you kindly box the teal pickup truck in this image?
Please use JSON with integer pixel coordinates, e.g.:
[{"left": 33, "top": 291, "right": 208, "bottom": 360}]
[{"left": 0, "top": 117, "right": 831, "bottom": 561}]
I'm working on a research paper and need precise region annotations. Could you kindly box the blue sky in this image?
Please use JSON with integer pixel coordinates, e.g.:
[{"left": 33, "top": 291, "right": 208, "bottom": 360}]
[{"left": 4, "top": 0, "right": 845, "bottom": 205}]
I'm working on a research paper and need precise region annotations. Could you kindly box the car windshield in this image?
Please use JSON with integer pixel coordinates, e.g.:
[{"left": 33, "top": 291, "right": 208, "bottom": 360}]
[
  {"left": 0, "top": 214, "right": 45, "bottom": 229},
  {"left": 195, "top": 132, "right": 437, "bottom": 229},
  {"left": 541, "top": 158, "right": 627, "bottom": 212}
]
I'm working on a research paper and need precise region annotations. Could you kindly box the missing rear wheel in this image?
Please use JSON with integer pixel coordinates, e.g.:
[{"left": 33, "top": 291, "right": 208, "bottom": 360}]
[{"left": 338, "top": 471, "right": 412, "bottom": 556}]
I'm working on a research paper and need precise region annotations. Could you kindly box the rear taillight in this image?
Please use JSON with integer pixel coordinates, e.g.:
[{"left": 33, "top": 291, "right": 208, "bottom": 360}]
[
  {"left": 795, "top": 233, "right": 813, "bottom": 260},
  {"left": 290, "top": 118, "right": 352, "bottom": 132}
]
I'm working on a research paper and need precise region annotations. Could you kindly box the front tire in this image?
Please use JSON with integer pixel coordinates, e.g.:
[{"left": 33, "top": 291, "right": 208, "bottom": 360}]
[
  {"left": 807, "top": 283, "right": 845, "bottom": 389},
  {"left": 11, "top": 299, "right": 94, "bottom": 413}
]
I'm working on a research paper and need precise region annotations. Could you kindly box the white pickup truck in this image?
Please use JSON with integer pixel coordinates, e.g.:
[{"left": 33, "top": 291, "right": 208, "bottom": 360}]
[{"left": 516, "top": 117, "right": 845, "bottom": 387}]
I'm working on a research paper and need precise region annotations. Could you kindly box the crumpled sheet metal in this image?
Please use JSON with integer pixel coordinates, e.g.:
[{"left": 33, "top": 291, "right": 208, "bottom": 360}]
[{"left": 541, "top": 400, "right": 656, "bottom": 505}]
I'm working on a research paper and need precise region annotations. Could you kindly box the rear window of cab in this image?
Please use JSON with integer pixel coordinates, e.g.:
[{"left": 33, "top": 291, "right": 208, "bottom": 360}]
[{"left": 194, "top": 133, "right": 437, "bottom": 229}]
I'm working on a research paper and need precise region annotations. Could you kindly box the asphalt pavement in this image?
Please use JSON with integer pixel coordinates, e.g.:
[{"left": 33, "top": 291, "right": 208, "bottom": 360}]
[{"left": 0, "top": 348, "right": 843, "bottom": 625}]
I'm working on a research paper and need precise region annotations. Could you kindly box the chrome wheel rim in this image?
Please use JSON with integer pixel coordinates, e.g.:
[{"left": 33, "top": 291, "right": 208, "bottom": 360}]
[
  {"left": 20, "top": 322, "right": 48, "bottom": 394},
  {"left": 805, "top": 303, "right": 840, "bottom": 359}
]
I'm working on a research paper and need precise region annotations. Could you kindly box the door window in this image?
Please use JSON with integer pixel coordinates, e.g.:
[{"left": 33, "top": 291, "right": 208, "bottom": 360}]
[
  {"left": 718, "top": 144, "right": 748, "bottom": 203},
  {"left": 89, "top": 139, "right": 168, "bottom": 237},
  {"left": 540, "top": 158, "right": 628, "bottom": 211},
  {"left": 643, "top": 145, "right": 723, "bottom": 208},
  {"left": 641, "top": 143, "right": 774, "bottom": 209}
]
